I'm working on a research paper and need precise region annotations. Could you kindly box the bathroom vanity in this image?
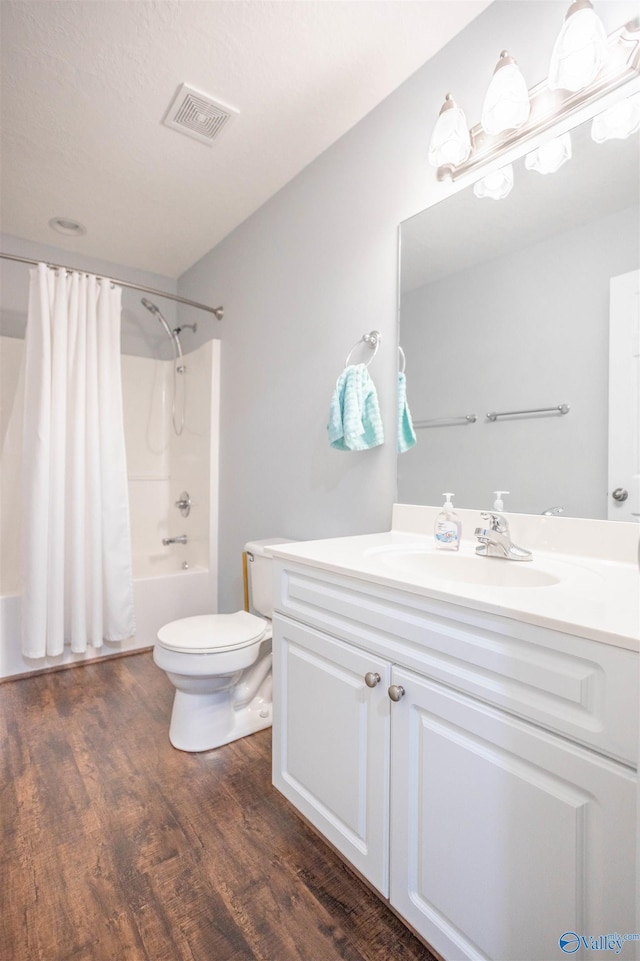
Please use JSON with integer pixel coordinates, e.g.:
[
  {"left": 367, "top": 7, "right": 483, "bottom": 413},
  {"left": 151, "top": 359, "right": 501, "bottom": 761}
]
[{"left": 269, "top": 506, "right": 639, "bottom": 961}]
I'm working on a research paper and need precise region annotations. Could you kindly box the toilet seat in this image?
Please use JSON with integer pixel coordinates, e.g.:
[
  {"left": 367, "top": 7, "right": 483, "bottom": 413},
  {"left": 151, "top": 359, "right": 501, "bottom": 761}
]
[{"left": 157, "top": 610, "right": 267, "bottom": 654}]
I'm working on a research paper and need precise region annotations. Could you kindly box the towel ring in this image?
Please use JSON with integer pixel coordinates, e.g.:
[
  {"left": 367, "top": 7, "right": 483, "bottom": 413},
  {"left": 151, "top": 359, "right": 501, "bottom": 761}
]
[
  {"left": 398, "top": 345, "right": 406, "bottom": 373},
  {"left": 345, "top": 330, "right": 381, "bottom": 368}
]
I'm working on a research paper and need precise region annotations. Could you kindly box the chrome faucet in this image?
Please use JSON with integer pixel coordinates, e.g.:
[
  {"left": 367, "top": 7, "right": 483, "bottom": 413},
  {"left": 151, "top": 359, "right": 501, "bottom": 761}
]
[
  {"left": 162, "top": 534, "right": 188, "bottom": 546},
  {"left": 475, "top": 513, "right": 532, "bottom": 561}
]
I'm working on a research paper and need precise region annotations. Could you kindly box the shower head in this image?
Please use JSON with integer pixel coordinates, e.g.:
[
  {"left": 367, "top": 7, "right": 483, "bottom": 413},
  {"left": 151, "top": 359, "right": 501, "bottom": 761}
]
[
  {"left": 141, "top": 297, "right": 179, "bottom": 348},
  {"left": 141, "top": 297, "right": 172, "bottom": 333},
  {"left": 141, "top": 296, "right": 183, "bottom": 361},
  {"left": 141, "top": 297, "right": 160, "bottom": 315}
]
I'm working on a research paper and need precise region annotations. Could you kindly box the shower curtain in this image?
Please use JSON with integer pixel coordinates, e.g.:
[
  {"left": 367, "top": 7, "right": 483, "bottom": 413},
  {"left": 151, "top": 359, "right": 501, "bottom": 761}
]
[{"left": 21, "top": 263, "right": 136, "bottom": 657}]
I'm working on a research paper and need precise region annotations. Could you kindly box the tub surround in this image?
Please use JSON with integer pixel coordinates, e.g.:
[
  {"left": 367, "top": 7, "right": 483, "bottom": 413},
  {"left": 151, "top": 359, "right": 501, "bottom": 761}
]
[
  {"left": 122, "top": 341, "right": 217, "bottom": 573},
  {"left": 268, "top": 503, "right": 639, "bottom": 650}
]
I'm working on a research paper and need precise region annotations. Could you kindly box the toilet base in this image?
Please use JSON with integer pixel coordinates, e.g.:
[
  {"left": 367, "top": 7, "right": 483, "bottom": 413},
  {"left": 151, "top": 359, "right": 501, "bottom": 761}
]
[{"left": 168, "top": 676, "right": 272, "bottom": 752}]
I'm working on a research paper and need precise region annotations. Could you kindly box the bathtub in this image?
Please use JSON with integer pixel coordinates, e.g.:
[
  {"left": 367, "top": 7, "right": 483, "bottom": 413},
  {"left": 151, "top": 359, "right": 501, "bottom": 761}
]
[{"left": 0, "top": 557, "right": 215, "bottom": 680}]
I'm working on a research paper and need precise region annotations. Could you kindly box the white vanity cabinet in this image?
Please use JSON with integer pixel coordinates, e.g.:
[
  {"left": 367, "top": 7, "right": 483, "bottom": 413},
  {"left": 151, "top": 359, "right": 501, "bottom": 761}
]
[
  {"left": 271, "top": 558, "right": 638, "bottom": 961},
  {"left": 389, "top": 666, "right": 636, "bottom": 961},
  {"left": 272, "top": 616, "right": 391, "bottom": 894}
]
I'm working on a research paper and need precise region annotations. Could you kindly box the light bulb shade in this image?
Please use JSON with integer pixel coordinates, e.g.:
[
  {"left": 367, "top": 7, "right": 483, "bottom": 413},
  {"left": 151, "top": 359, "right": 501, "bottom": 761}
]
[
  {"left": 428, "top": 95, "right": 471, "bottom": 168},
  {"left": 548, "top": 2, "right": 608, "bottom": 92},
  {"left": 525, "top": 132, "right": 572, "bottom": 174},
  {"left": 481, "top": 54, "right": 530, "bottom": 135},
  {"left": 473, "top": 164, "right": 514, "bottom": 200},
  {"left": 591, "top": 94, "right": 640, "bottom": 142}
]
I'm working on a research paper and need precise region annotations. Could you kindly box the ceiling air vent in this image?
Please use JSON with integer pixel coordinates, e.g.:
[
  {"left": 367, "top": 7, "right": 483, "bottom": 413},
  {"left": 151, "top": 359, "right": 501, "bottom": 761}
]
[{"left": 163, "top": 83, "right": 238, "bottom": 146}]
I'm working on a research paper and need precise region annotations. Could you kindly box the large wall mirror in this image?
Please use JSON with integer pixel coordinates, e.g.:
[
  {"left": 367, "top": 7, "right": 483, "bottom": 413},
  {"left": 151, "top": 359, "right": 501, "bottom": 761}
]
[{"left": 398, "top": 101, "right": 639, "bottom": 522}]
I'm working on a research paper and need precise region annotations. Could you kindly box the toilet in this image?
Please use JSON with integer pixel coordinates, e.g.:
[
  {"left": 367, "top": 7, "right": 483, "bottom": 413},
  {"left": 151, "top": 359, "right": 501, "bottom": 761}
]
[{"left": 153, "top": 538, "right": 290, "bottom": 752}]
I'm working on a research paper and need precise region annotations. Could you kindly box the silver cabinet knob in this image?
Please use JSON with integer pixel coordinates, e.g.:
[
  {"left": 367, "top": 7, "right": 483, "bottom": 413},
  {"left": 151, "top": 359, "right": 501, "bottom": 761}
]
[
  {"left": 364, "top": 672, "right": 381, "bottom": 688},
  {"left": 388, "top": 684, "right": 405, "bottom": 702},
  {"left": 612, "top": 488, "right": 629, "bottom": 502}
]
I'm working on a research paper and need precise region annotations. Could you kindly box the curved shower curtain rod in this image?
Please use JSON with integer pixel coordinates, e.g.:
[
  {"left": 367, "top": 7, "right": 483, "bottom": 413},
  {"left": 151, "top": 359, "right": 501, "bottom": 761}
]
[{"left": 0, "top": 251, "right": 224, "bottom": 319}]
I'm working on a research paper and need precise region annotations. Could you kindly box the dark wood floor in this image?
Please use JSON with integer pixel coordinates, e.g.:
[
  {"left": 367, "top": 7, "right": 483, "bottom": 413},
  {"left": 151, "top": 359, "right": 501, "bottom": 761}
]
[{"left": 1, "top": 652, "right": 437, "bottom": 961}]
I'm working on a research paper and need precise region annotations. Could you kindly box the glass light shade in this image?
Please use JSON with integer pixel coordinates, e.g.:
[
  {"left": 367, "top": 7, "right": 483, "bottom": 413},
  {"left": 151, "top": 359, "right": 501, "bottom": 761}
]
[
  {"left": 481, "top": 53, "right": 530, "bottom": 135},
  {"left": 428, "top": 94, "right": 471, "bottom": 168},
  {"left": 525, "top": 133, "right": 572, "bottom": 174},
  {"left": 591, "top": 94, "right": 640, "bottom": 142},
  {"left": 548, "top": 2, "right": 608, "bottom": 92},
  {"left": 473, "top": 164, "right": 514, "bottom": 200}
]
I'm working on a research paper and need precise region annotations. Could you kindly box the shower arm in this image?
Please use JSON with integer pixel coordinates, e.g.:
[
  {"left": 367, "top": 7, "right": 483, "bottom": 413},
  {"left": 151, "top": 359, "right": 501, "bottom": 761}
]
[{"left": 173, "top": 323, "right": 198, "bottom": 336}]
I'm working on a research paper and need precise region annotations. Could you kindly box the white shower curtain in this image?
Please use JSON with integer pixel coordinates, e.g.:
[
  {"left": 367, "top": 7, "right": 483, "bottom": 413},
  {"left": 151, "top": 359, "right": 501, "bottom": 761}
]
[{"left": 21, "top": 264, "right": 136, "bottom": 657}]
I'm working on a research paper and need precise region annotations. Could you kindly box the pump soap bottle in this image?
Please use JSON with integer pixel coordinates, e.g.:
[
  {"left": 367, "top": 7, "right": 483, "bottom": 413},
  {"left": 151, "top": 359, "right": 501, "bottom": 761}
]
[
  {"left": 493, "top": 491, "right": 510, "bottom": 511},
  {"left": 434, "top": 493, "right": 461, "bottom": 551}
]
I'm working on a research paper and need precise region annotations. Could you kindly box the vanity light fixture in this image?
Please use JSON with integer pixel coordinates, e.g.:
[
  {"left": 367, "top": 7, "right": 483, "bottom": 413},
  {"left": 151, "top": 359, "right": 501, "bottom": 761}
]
[
  {"left": 472, "top": 164, "right": 514, "bottom": 200},
  {"left": 548, "top": 0, "right": 608, "bottom": 93},
  {"left": 427, "top": 94, "right": 472, "bottom": 168},
  {"left": 481, "top": 51, "right": 530, "bottom": 135},
  {"left": 428, "top": 15, "right": 640, "bottom": 184},
  {"left": 591, "top": 92, "right": 640, "bottom": 141},
  {"left": 524, "top": 132, "right": 572, "bottom": 174}
]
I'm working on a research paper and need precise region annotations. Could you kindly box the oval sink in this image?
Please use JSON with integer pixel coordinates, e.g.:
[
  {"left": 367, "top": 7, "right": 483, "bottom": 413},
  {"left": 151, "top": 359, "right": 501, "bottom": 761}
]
[{"left": 369, "top": 547, "right": 561, "bottom": 588}]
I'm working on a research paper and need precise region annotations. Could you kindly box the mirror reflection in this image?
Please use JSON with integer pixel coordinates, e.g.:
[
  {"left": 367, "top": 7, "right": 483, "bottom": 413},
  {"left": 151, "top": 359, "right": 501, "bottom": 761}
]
[{"left": 398, "top": 112, "right": 639, "bottom": 521}]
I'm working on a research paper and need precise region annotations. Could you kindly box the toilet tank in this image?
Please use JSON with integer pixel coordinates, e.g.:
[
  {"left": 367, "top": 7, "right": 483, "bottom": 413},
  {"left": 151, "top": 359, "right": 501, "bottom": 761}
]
[{"left": 244, "top": 538, "right": 293, "bottom": 618}]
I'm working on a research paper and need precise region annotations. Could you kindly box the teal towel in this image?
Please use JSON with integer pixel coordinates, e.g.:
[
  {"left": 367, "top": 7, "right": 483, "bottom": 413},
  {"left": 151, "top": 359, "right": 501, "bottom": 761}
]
[
  {"left": 327, "top": 364, "right": 384, "bottom": 451},
  {"left": 397, "top": 371, "right": 416, "bottom": 453}
]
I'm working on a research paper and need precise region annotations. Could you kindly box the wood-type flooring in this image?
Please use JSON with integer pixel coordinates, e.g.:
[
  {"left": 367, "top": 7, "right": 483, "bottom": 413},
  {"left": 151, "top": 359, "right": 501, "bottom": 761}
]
[{"left": 0, "top": 651, "right": 437, "bottom": 961}]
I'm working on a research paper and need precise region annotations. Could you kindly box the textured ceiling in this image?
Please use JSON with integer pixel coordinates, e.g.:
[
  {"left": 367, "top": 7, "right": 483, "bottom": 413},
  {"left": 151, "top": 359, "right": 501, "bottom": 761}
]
[{"left": 0, "top": 0, "right": 490, "bottom": 277}]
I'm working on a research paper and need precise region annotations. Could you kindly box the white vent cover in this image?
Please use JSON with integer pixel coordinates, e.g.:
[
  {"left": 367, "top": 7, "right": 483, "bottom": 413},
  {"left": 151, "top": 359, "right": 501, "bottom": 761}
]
[{"left": 163, "top": 83, "right": 238, "bottom": 146}]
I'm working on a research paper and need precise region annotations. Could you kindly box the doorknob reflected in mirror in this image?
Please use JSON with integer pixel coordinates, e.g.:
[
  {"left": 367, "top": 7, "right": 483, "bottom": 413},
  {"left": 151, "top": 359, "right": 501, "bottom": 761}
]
[
  {"left": 175, "top": 491, "right": 192, "bottom": 516},
  {"left": 612, "top": 488, "right": 629, "bottom": 502}
]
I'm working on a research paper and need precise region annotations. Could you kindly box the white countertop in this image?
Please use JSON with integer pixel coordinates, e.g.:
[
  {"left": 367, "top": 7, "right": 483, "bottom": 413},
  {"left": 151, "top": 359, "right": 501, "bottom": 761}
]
[{"left": 269, "top": 520, "right": 640, "bottom": 652}]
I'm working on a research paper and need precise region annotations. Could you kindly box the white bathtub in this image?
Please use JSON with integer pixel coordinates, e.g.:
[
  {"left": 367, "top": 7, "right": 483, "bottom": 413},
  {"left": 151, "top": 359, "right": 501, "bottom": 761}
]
[{"left": 0, "top": 560, "right": 215, "bottom": 680}]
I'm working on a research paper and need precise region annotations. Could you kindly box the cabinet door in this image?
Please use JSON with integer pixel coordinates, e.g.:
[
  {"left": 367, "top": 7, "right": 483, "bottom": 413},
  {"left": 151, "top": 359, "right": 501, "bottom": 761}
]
[
  {"left": 389, "top": 667, "right": 637, "bottom": 961},
  {"left": 272, "top": 614, "right": 391, "bottom": 895}
]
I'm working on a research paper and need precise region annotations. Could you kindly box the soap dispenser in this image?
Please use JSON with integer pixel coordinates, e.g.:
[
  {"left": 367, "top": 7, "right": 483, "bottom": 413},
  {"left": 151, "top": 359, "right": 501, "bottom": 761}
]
[
  {"left": 434, "top": 493, "right": 461, "bottom": 551},
  {"left": 493, "top": 491, "right": 510, "bottom": 512}
]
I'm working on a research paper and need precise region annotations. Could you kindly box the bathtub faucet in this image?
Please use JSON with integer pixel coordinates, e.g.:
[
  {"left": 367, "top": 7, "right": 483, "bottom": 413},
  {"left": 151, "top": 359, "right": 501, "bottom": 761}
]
[{"left": 162, "top": 535, "right": 188, "bottom": 546}]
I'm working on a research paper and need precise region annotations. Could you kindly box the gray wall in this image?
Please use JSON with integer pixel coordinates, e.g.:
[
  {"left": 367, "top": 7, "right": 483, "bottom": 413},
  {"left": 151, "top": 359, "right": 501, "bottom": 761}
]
[
  {"left": 399, "top": 205, "right": 639, "bottom": 518},
  {"left": 178, "top": 0, "right": 638, "bottom": 611}
]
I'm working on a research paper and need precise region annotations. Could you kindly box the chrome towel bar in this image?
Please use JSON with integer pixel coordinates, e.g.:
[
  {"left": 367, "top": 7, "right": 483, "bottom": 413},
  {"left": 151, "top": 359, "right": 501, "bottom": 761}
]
[
  {"left": 486, "top": 404, "right": 569, "bottom": 421},
  {"left": 414, "top": 414, "right": 477, "bottom": 428}
]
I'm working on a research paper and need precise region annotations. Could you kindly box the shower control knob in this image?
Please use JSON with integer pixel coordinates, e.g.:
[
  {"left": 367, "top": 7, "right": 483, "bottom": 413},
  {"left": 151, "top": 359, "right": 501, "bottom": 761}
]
[
  {"left": 612, "top": 488, "right": 628, "bottom": 502},
  {"left": 388, "top": 684, "right": 405, "bottom": 702},
  {"left": 364, "top": 672, "right": 381, "bottom": 688}
]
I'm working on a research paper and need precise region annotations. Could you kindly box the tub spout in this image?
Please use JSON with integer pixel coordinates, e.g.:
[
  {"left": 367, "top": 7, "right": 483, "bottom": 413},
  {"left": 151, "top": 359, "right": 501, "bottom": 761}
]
[{"left": 162, "top": 535, "right": 187, "bottom": 546}]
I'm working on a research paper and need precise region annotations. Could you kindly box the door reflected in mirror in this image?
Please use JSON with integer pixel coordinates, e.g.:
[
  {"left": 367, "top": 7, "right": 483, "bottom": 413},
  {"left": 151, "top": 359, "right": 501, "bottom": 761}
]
[{"left": 398, "top": 111, "right": 639, "bottom": 521}]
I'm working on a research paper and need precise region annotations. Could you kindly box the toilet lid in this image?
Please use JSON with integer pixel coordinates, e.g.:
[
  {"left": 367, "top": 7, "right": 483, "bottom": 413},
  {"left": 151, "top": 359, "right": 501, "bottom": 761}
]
[{"left": 157, "top": 610, "right": 267, "bottom": 654}]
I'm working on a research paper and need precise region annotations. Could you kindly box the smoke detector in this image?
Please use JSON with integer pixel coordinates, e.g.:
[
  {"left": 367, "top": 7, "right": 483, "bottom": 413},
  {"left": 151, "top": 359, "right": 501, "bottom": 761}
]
[{"left": 163, "top": 83, "right": 238, "bottom": 146}]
